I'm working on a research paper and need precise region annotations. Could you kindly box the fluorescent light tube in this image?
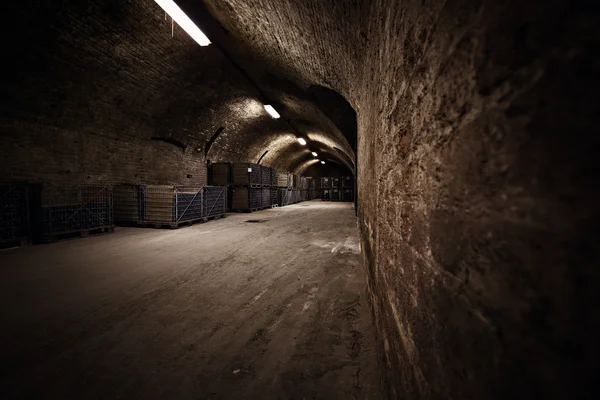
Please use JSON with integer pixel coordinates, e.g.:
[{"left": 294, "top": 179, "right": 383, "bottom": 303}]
[
  {"left": 297, "top": 138, "right": 307, "bottom": 145},
  {"left": 155, "top": 0, "right": 211, "bottom": 46},
  {"left": 264, "top": 105, "right": 280, "bottom": 119},
  {"left": 311, "top": 152, "right": 318, "bottom": 157},
  {"left": 321, "top": 160, "right": 325, "bottom": 164}
]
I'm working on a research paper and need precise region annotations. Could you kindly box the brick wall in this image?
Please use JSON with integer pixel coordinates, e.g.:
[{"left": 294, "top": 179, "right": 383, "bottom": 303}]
[{"left": 1, "top": 120, "right": 206, "bottom": 186}]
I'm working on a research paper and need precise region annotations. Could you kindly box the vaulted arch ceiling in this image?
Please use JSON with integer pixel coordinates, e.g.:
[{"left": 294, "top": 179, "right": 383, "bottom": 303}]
[{"left": 4, "top": 0, "right": 356, "bottom": 177}]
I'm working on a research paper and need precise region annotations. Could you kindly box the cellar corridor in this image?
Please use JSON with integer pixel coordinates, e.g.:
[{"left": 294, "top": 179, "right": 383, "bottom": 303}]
[
  {"left": 2, "top": 0, "right": 598, "bottom": 398},
  {"left": 0, "top": 202, "right": 381, "bottom": 399}
]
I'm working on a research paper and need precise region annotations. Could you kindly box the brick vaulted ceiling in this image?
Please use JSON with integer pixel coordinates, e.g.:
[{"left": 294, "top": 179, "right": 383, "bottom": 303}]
[{"left": 3, "top": 0, "right": 356, "bottom": 176}]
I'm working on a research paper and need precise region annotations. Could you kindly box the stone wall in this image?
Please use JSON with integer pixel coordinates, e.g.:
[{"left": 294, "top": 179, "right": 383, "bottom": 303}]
[{"left": 358, "top": 1, "right": 598, "bottom": 398}]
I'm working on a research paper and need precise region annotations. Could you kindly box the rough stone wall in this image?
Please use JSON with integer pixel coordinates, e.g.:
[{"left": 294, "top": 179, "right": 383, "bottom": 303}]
[
  {"left": 358, "top": 1, "right": 599, "bottom": 398},
  {"left": 203, "top": 0, "right": 599, "bottom": 398}
]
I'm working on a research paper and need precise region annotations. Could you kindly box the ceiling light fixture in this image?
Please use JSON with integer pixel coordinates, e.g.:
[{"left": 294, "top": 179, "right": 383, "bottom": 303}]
[
  {"left": 311, "top": 151, "right": 318, "bottom": 157},
  {"left": 297, "top": 138, "right": 307, "bottom": 145},
  {"left": 263, "top": 105, "right": 280, "bottom": 119},
  {"left": 155, "top": 0, "right": 211, "bottom": 46},
  {"left": 321, "top": 160, "right": 325, "bottom": 164}
]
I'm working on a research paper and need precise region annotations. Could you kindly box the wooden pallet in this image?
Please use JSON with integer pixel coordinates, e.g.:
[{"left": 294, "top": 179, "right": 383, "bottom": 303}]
[
  {"left": 41, "top": 226, "right": 114, "bottom": 243},
  {"left": 137, "top": 214, "right": 226, "bottom": 229},
  {"left": 115, "top": 220, "right": 139, "bottom": 227},
  {"left": 204, "top": 214, "right": 226, "bottom": 221}
]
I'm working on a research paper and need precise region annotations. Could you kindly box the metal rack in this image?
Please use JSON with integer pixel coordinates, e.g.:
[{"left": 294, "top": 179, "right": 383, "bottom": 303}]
[
  {"left": 0, "top": 183, "right": 30, "bottom": 247},
  {"left": 204, "top": 186, "right": 227, "bottom": 218},
  {"left": 41, "top": 183, "right": 114, "bottom": 239}
]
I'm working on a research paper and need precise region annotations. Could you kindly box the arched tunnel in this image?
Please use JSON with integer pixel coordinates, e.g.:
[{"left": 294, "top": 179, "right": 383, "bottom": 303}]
[{"left": 1, "top": 0, "right": 598, "bottom": 398}]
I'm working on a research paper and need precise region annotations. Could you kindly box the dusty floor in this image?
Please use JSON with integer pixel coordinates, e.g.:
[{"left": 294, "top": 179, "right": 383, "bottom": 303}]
[{"left": 0, "top": 201, "right": 382, "bottom": 399}]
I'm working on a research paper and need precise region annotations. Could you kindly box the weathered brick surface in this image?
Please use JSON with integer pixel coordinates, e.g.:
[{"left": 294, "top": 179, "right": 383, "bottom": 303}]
[
  {"left": 2, "top": 0, "right": 353, "bottom": 184},
  {"left": 203, "top": 0, "right": 599, "bottom": 398}
]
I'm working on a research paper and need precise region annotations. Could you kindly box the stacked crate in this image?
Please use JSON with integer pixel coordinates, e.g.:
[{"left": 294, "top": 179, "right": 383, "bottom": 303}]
[
  {"left": 142, "top": 185, "right": 203, "bottom": 224},
  {"left": 331, "top": 187, "right": 342, "bottom": 202},
  {"left": 231, "top": 162, "right": 263, "bottom": 211},
  {"left": 261, "top": 186, "right": 271, "bottom": 209},
  {"left": 322, "top": 177, "right": 331, "bottom": 189},
  {"left": 278, "top": 187, "right": 292, "bottom": 206},
  {"left": 300, "top": 177, "right": 309, "bottom": 201},
  {"left": 0, "top": 183, "right": 30, "bottom": 247},
  {"left": 232, "top": 163, "right": 261, "bottom": 187},
  {"left": 276, "top": 170, "right": 290, "bottom": 206},
  {"left": 342, "top": 187, "right": 354, "bottom": 202},
  {"left": 260, "top": 165, "right": 272, "bottom": 209},
  {"left": 342, "top": 176, "right": 353, "bottom": 188},
  {"left": 277, "top": 171, "right": 289, "bottom": 188},
  {"left": 270, "top": 188, "right": 278, "bottom": 207},
  {"left": 114, "top": 184, "right": 143, "bottom": 225},
  {"left": 311, "top": 177, "right": 321, "bottom": 200},
  {"left": 332, "top": 177, "right": 342, "bottom": 189},
  {"left": 232, "top": 187, "right": 262, "bottom": 211},
  {"left": 209, "top": 163, "right": 232, "bottom": 186},
  {"left": 261, "top": 166, "right": 272, "bottom": 187}
]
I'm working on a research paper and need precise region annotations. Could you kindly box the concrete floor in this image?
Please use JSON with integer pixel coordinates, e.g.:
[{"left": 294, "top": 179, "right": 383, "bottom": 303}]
[{"left": 0, "top": 201, "right": 382, "bottom": 399}]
